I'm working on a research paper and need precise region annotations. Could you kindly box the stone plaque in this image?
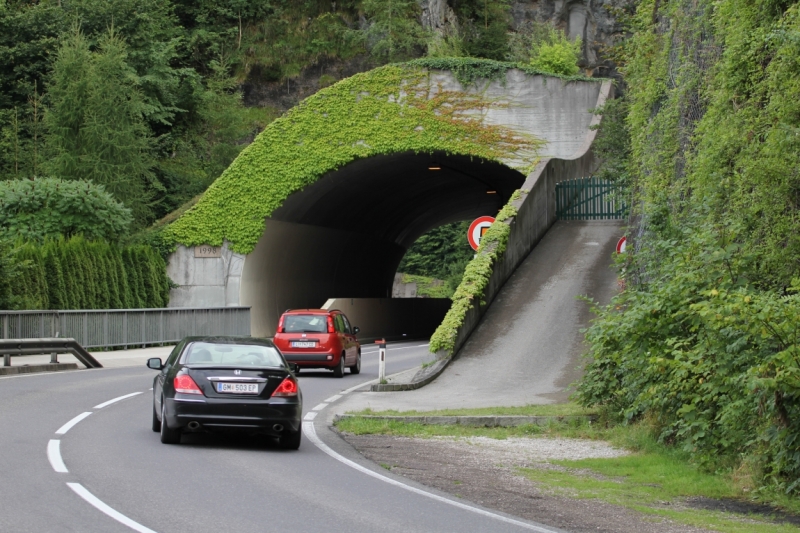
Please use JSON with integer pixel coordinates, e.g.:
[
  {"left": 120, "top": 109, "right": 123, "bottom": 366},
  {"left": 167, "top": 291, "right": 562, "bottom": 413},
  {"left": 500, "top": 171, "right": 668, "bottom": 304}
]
[{"left": 194, "top": 245, "right": 222, "bottom": 258}]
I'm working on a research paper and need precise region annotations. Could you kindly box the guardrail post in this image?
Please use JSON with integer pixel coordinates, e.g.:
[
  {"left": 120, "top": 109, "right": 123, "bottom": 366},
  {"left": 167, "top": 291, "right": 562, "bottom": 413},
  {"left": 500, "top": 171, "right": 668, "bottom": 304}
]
[{"left": 3, "top": 353, "right": 9, "bottom": 367}]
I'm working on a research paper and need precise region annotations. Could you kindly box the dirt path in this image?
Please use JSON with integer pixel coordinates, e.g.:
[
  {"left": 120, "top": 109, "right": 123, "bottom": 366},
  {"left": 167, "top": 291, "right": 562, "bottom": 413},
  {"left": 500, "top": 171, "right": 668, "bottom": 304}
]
[{"left": 341, "top": 432, "right": 715, "bottom": 533}]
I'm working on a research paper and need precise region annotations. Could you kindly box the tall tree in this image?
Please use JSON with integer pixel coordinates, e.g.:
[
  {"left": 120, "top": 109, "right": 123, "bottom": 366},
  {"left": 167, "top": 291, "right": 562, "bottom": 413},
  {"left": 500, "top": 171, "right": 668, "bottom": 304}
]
[{"left": 43, "top": 27, "right": 157, "bottom": 225}]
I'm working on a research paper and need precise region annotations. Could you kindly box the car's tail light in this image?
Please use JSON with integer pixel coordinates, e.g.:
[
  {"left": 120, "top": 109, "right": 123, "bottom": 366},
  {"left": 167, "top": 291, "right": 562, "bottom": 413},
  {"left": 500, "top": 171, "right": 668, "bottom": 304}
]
[
  {"left": 277, "top": 315, "right": 285, "bottom": 334},
  {"left": 327, "top": 316, "right": 335, "bottom": 333},
  {"left": 174, "top": 374, "right": 203, "bottom": 395},
  {"left": 272, "top": 376, "right": 298, "bottom": 397}
]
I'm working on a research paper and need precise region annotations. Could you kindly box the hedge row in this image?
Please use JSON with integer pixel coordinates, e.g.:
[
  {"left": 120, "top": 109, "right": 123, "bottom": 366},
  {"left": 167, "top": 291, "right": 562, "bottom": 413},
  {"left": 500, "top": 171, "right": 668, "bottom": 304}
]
[{"left": 9, "top": 236, "right": 170, "bottom": 310}]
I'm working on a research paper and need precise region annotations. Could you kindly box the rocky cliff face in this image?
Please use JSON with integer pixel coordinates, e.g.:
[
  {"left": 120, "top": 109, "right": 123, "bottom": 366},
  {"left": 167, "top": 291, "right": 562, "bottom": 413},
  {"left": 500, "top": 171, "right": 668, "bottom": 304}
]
[
  {"left": 243, "top": 1, "right": 626, "bottom": 111},
  {"left": 507, "top": 0, "right": 627, "bottom": 77}
]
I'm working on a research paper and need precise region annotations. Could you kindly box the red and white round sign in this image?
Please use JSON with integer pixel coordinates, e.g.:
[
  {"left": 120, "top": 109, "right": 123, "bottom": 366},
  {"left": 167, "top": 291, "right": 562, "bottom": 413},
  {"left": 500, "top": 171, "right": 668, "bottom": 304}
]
[
  {"left": 468, "top": 216, "right": 496, "bottom": 251},
  {"left": 616, "top": 236, "right": 627, "bottom": 254}
]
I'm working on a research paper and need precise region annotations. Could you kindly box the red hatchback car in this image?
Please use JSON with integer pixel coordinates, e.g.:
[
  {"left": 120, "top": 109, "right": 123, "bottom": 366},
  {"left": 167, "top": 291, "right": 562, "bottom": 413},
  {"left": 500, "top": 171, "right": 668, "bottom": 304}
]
[{"left": 273, "top": 309, "right": 361, "bottom": 377}]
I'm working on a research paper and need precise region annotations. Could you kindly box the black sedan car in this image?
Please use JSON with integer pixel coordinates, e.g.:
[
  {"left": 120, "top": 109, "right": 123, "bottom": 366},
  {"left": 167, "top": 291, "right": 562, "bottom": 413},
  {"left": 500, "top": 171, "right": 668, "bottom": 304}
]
[{"left": 147, "top": 336, "right": 302, "bottom": 449}]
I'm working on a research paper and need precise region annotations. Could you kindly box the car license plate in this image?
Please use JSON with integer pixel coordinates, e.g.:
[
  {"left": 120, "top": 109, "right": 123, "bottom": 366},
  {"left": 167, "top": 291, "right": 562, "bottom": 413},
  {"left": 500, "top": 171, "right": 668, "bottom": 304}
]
[
  {"left": 216, "top": 382, "right": 259, "bottom": 394},
  {"left": 291, "top": 341, "right": 316, "bottom": 348}
]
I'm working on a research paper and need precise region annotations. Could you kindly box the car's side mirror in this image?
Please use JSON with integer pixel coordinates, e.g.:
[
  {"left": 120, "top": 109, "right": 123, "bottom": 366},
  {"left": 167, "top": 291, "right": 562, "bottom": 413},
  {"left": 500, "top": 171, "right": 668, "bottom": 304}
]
[
  {"left": 147, "top": 357, "right": 164, "bottom": 370},
  {"left": 353, "top": 326, "right": 360, "bottom": 335},
  {"left": 288, "top": 362, "right": 299, "bottom": 374}
]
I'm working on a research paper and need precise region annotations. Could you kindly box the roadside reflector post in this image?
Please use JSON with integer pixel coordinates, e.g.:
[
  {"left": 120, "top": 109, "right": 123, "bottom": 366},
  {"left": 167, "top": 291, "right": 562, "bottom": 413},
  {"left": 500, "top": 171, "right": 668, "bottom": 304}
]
[{"left": 375, "top": 339, "right": 386, "bottom": 383}]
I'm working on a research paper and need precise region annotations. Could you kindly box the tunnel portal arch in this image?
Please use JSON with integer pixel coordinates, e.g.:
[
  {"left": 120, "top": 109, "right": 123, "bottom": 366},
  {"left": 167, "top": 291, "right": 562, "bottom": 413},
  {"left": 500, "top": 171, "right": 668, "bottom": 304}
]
[{"left": 165, "top": 60, "right": 605, "bottom": 336}]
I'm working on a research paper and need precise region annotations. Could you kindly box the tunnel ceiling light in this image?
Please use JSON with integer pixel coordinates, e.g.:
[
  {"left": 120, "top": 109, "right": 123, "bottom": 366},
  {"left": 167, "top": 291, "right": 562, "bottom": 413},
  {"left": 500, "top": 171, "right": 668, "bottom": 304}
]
[
  {"left": 486, "top": 190, "right": 497, "bottom": 194},
  {"left": 428, "top": 165, "right": 441, "bottom": 170}
]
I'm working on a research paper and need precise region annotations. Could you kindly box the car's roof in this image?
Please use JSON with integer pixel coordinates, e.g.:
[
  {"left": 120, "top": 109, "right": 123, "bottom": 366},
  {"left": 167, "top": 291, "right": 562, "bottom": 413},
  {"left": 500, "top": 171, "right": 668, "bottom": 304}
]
[
  {"left": 282, "top": 309, "right": 334, "bottom": 314},
  {"left": 181, "top": 335, "right": 275, "bottom": 346}
]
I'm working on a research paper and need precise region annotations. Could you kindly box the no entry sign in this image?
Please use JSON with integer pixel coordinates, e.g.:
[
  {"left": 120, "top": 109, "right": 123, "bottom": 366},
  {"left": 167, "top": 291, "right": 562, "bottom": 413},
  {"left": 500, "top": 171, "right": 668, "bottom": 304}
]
[{"left": 468, "top": 216, "right": 495, "bottom": 251}]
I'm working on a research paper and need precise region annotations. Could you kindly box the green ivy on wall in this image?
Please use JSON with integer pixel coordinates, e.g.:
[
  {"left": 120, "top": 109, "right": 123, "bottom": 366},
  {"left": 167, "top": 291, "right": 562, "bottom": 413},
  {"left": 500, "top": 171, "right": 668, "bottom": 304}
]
[
  {"left": 429, "top": 191, "right": 520, "bottom": 355},
  {"left": 165, "top": 60, "right": 560, "bottom": 254}
]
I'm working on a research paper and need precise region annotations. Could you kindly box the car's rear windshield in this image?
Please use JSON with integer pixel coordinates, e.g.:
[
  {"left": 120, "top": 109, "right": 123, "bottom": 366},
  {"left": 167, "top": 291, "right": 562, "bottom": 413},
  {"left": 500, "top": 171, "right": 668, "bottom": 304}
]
[
  {"left": 283, "top": 314, "right": 327, "bottom": 333},
  {"left": 181, "top": 342, "right": 284, "bottom": 367}
]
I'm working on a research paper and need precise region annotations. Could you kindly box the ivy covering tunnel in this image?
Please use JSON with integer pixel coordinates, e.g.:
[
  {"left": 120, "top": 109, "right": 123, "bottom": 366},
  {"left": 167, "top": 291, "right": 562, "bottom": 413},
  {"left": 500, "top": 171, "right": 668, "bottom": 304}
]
[{"left": 165, "top": 61, "right": 542, "bottom": 254}]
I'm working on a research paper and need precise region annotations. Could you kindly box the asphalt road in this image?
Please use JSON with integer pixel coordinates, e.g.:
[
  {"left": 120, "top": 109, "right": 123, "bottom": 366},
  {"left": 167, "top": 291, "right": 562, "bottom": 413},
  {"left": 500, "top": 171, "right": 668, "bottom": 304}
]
[{"left": 0, "top": 341, "right": 559, "bottom": 533}]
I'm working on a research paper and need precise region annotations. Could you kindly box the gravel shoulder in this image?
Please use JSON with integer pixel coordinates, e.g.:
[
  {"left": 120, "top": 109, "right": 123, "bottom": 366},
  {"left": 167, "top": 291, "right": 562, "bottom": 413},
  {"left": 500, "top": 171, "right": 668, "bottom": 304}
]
[{"left": 340, "top": 432, "right": 715, "bottom": 533}]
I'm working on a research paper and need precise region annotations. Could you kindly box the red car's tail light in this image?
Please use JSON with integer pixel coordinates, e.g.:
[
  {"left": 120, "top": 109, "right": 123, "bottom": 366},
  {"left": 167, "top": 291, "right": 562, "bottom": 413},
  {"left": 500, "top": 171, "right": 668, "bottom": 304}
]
[
  {"left": 272, "top": 377, "right": 298, "bottom": 397},
  {"left": 174, "top": 374, "right": 203, "bottom": 395},
  {"left": 277, "top": 315, "right": 285, "bottom": 334},
  {"left": 327, "top": 316, "right": 335, "bottom": 333}
]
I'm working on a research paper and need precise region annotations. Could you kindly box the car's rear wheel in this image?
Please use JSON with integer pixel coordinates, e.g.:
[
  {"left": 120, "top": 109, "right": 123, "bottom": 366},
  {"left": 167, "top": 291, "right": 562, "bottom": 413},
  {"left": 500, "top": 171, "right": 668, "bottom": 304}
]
[
  {"left": 333, "top": 352, "right": 345, "bottom": 378},
  {"left": 349, "top": 351, "right": 361, "bottom": 374},
  {"left": 160, "top": 401, "right": 181, "bottom": 444},
  {"left": 151, "top": 401, "right": 161, "bottom": 432},
  {"left": 279, "top": 424, "right": 302, "bottom": 450}
]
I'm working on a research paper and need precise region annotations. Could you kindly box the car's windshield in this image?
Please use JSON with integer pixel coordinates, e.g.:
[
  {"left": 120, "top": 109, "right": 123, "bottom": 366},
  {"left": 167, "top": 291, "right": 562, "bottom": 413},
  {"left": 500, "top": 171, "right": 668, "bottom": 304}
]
[
  {"left": 181, "top": 342, "right": 284, "bottom": 367},
  {"left": 283, "top": 315, "right": 327, "bottom": 333}
]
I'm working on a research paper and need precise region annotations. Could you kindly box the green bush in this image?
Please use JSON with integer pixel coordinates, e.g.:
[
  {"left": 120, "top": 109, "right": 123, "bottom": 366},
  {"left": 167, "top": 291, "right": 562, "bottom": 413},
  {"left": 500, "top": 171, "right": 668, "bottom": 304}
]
[
  {"left": 0, "top": 177, "right": 132, "bottom": 242},
  {"left": 529, "top": 28, "right": 582, "bottom": 76},
  {"left": 2, "top": 237, "right": 170, "bottom": 310}
]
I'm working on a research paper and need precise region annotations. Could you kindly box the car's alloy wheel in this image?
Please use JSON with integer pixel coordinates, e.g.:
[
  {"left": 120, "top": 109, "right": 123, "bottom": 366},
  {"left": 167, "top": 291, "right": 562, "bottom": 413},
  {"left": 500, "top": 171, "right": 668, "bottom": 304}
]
[
  {"left": 333, "top": 353, "right": 345, "bottom": 378},
  {"left": 349, "top": 351, "right": 361, "bottom": 374},
  {"left": 160, "top": 400, "right": 181, "bottom": 444},
  {"left": 279, "top": 423, "right": 302, "bottom": 450},
  {"left": 151, "top": 401, "right": 161, "bottom": 432}
]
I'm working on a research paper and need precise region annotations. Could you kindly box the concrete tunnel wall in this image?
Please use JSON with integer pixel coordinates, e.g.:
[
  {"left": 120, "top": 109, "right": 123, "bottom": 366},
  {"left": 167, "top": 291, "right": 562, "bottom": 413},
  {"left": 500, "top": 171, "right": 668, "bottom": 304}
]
[{"left": 166, "top": 70, "right": 608, "bottom": 338}]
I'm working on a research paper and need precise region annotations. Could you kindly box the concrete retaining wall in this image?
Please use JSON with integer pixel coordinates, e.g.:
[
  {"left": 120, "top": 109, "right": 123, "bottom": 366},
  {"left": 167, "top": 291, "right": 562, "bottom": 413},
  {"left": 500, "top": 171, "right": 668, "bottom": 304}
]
[{"left": 322, "top": 297, "right": 451, "bottom": 343}]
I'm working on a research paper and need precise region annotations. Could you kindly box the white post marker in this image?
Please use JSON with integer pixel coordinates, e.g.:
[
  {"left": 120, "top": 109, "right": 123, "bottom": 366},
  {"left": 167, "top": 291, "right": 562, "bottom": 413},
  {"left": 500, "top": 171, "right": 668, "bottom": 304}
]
[
  {"left": 376, "top": 339, "right": 386, "bottom": 383},
  {"left": 467, "top": 216, "right": 496, "bottom": 251}
]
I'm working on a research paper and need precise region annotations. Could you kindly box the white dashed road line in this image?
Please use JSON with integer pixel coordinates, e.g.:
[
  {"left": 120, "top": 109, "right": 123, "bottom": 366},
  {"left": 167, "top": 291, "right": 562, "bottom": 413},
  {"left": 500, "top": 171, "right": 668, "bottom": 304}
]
[
  {"left": 324, "top": 394, "right": 342, "bottom": 403},
  {"left": 94, "top": 391, "right": 143, "bottom": 409},
  {"left": 303, "top": 411, "right": 317, "bottom": 421},
  {"left": 55, "top": 412, "right": 93, "bottom": 435},
  {"left": 47, "top": 440, "right": 68, "bottom": 473},
  {"left": 311, "top": 403, "right": 328, "bottom": 411},
  {"left": 67, "top": 483, "right": 158, "bottom": 533}
]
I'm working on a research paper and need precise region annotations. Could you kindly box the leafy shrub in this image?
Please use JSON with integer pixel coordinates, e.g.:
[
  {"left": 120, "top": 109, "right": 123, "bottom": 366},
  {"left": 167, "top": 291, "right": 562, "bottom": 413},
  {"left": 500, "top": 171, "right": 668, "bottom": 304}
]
[
  {"left": 0, "top": 177, "right": 132, "bottom": 241},
  {"left": 578, "top": 217, "right": 800, "bottom": 492},
  {"left": 529, "top": 28, "right": 582, "bottom": 76}
]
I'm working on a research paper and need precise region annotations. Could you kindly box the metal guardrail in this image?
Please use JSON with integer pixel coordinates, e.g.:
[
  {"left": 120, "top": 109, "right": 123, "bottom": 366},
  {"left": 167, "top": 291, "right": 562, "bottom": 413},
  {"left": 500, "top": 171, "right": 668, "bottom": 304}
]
[
  {"left": 1, "top": 338, "right": 103, "bottom": 368},
  {"left": 0, "top": 307, "right": 251, "bottom": 349}
]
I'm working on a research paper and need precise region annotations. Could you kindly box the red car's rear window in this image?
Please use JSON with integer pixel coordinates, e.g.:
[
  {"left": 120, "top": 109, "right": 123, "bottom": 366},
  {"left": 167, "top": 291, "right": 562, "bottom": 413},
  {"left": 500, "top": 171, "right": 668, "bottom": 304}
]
[{"left": 283, "top": 314, "right": 327, "bottom": 333}]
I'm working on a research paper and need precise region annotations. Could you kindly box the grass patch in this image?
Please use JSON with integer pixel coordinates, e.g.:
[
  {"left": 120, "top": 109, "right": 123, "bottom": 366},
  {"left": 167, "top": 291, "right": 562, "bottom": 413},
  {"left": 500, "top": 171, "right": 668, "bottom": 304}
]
[
  {"left": 347, "top": 402, "right": 595, "bottom": 417},
  {"left": 522, "top": 456, "right": 800, "bottom": 533},
  {"left": 335, "top": 415, "right": 800, "bottom": 532}
]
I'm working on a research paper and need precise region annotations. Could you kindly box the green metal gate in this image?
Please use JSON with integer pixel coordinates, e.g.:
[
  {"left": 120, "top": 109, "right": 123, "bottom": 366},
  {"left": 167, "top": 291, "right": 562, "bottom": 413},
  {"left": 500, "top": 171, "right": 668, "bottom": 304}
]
[{"left": 556, "top": 177, "right": 626, "bottom": 220}]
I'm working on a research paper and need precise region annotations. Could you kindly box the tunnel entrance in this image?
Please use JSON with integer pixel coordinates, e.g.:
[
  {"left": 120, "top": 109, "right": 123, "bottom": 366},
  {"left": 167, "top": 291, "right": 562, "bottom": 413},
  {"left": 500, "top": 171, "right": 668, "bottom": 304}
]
[{"left": 240, "top": 151, "right": 525, "bottom": 336}]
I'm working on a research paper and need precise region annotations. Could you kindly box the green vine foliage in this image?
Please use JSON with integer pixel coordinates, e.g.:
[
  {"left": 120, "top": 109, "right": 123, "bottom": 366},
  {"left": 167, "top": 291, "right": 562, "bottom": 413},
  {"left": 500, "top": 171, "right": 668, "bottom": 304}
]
[
  {"left": 407, "top": 57, "right": 595, "bottom": 87},
  {"left": 166, "top": 61, "right": 549, "bottom": 253},
  {"left": 429, "top": 194, "right": 519, "bottom": 355},
  {"left": 579, "top": 0, "right": 800, "bottom": 493}
]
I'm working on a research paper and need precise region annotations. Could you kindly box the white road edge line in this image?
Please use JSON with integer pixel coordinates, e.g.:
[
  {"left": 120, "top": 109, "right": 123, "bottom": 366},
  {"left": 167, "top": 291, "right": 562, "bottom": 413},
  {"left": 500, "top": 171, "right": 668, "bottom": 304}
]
[
  {"left": 311, "top": 403, "right": 328, "bottom": 411},
  {"left": 324, "top": 394, "right": 342, "bottom": 403},
  {"left": 303, "top": 423, "right": 557, "bottom": 533},
  {"left": 55, "top": 412, "right": 93, "bottom": 435},
  {"left": 47, "top": 440, "right": 68, "bottom": 473},
  {"left": 303, "top": 411, "right": 318, "bottom": 421},
  {"left": 94, "top": 392, "right": 143, "bottom": 409},
  {"left": 67, "top": 482, "right": 158, "bottom": 533}
]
